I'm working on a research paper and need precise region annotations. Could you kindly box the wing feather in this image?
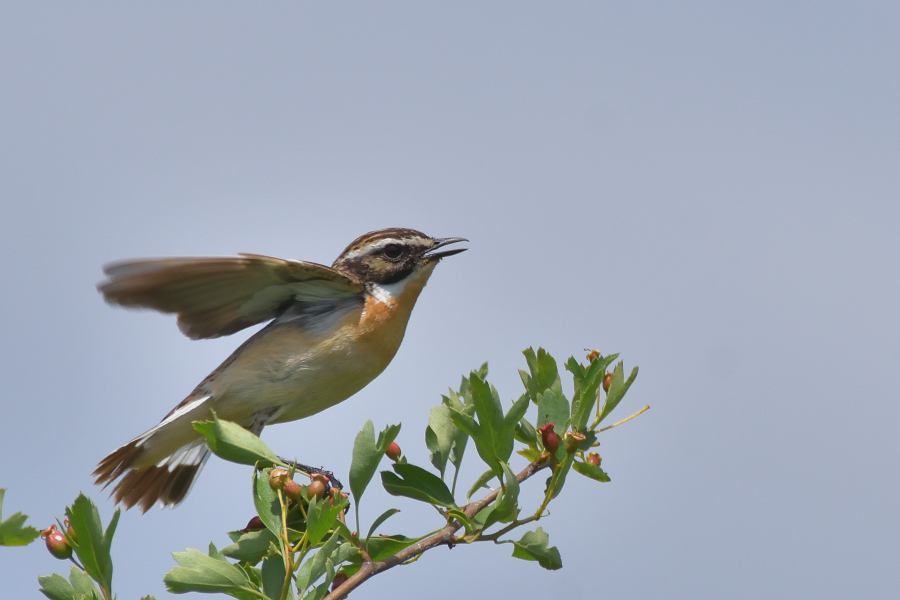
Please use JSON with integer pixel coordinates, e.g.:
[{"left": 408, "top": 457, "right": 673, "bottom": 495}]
[{"left": 99, "top": 254, "right": 363, "bottom": 339}]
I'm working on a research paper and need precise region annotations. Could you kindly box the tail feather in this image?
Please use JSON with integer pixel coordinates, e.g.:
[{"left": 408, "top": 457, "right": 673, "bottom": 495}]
[{"left": 93, "top": 438, "right": 210, "bottom": 512}]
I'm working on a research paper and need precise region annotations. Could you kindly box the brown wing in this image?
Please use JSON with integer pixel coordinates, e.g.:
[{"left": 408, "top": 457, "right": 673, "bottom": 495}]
[{"left": 99, "top": 253, "right": 363, "bottom": 339}]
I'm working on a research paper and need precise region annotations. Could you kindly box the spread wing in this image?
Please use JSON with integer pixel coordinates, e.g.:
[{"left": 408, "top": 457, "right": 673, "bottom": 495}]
[{"left": 99, "top": 253, "right": 364, "bottom": 339}]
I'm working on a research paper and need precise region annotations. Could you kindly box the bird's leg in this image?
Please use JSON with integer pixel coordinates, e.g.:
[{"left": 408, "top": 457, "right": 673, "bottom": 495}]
[{"left": 277, "top": 456, "right": 344, "bottom": 492}]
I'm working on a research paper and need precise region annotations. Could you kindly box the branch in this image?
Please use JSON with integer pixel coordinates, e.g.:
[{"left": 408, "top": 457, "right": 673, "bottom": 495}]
[{"left": 325, "top": 460, "right": 550, "bottom": 600}]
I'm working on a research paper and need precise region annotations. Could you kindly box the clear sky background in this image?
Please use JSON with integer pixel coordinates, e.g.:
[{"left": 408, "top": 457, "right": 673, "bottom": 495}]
[{"left": 2, "top": 3, "right": 898, "bottom": 599}]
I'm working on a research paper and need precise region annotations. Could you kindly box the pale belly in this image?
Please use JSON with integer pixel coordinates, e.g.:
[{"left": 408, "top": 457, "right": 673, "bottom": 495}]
[{"left": 204, "top": 289, "right": 419, "bottom": 426}]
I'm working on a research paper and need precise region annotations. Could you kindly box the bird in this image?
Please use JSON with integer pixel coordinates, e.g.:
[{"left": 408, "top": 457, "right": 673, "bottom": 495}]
[{"left": 92, "top": 228, "right": 467, "bottom": 512}]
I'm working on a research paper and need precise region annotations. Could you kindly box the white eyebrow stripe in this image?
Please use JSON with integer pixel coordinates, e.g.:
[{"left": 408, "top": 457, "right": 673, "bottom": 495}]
[{"left": 341, "top": 237, "right": 434, "bottom": 261}]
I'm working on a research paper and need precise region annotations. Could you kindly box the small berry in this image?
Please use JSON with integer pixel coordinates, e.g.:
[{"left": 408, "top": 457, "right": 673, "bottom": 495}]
[
  {"left": 242, "top": 516, "right": 265, "bottom": 532},
  {"left": 385, "top": 441, "right": 402, "bottom": 461},
  {"left": 537, "top": 423, "right": 559, "bottom": 454},
  {"left": 332, "top": 572, "right": 349, "bottom": 592},
  {"left": 602, "top": 373, "right": 612, "bottom": 393},
  {"left": 586, "top": 453, "right": 601, "bottom": 467},
  {"left": 269, "top": 468, "right": 290, "bottom": 490},
  {"left": 283, "top": 479, "right": 304, "bottom": 502},
  {"left": 307, "top": 480, "right": 327, "bottom": 501},
  {"left": 41, "top": 525, "right": 72, "bottom": 560},
  {"left": 586, "top": 350, "right": 601, "bottom": 363}
]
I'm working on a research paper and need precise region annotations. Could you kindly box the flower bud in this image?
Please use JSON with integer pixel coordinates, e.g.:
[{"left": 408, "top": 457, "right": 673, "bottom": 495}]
[
  {"left": 537, "top": 423, "right": 559, "bottom": 454},
  {"left": 586, "top": 452, "right": 601, "bottom": 467},
  {"left": 385, "top": 441, "right": 402, "bottom": 461},
  {"left": 565, "top": 431, "right": 586, "bottom": 454},
  {"left": 268, "top": 468, "right": 290, "bottom": 490},
  {"left": 41, "top": 525, "right": 72, "bottom": 560},
  {"left": 602, "top": 373, "right": 612, "bottom": 393}
]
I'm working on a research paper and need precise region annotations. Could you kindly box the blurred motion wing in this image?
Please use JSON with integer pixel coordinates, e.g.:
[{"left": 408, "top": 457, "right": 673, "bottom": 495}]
[{"left": 99, "top": 253, "right": 364, "bottom": 339}]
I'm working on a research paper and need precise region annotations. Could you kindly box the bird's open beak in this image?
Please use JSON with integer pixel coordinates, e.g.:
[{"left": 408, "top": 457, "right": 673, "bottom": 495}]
[{"left": 424, "top": 237, "right": 468, "bottom": 260}]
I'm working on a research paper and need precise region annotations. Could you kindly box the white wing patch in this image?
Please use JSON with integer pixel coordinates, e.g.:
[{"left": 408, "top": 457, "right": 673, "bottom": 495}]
[
  {"left": 158, "top": 439, "right": 210, "bottom": 473},
  {"left": 134, "top": 394, "right": 210, "bottom": 447}
]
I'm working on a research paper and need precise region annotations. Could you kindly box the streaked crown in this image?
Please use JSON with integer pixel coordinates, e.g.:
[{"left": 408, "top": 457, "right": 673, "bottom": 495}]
[{"left": 332, "top": 228, "right": 467, "bottom": 285}]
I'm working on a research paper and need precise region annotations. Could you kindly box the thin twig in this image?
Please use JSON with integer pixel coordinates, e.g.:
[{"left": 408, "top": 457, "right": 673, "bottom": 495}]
[{"left": 323, "top": 460, "right": 550, "bottom": 600}]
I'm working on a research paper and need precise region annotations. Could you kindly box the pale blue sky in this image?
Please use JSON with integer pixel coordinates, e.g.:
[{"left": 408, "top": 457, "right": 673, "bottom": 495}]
[{"left": 2, "top": 3, "right": 898, "bottom": 599}]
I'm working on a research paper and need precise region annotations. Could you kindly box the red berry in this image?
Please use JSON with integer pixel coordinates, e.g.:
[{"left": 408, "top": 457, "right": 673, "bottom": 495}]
[
  {"left": 242, "top": 516, "right": 265, "bottom": 531},
  {"left": 537, "top": 423, "right": 559, "bottom": 454},
  {"left": 602, "top": 373, "right": 612, "bottom": 393},
  {"left": 586, "top": 350, "right": 600, "bottom": 363},
  {"left": 385, "top": 441, "right": 401, "bottom": 461},
  {"left": 42, "top": 525, "right": 72, "bottom": 560},
  {"left": 586, "top": 453, "right": 601, "bottom": 467},
  {"left": 332, "top": 572, "right": 349, "bottom": 592}
]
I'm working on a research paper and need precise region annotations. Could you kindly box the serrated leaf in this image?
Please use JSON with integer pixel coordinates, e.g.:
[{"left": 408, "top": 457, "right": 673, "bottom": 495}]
[
  {"left": 536, "top": 389, "right": 569, "bottom": 431},
  {"left": 599, "top": 363, "right": 639, "bottom": 423},
  {"left": 69, "top": 565, "right": 99, "bottom": 598},
  {"left": 164, "top": 548, "right": 256, "bottom": 595},
  {"left": 572, "top": 460, "right": 611, "bottom": 482},
  {"left": 38, "top": 574, "right": 75, "bottom": 600},
  {"left": 307, "top": 495, "right": 346, "bottom": 546},
  {"left": 221, "top": 528, "right": 278, "bottom": 564},
  {"left": 194, "top": 415, "right": 280, "bottom": 467},
  {"left": 511, "top": 527, "right": 563, "bottom": 570},
  {"left": 567, "top": 353, "right": 618, "bottom": 430},
  {"left": 520, "top": 348, "right": 563, "bottom": 403},
  {"left": 65, "top": 494, "right": 115, "bottom": 596},
  {"left": 381, "top": 463, "right": 457, "bottom": 508},
  {"left": 365, "top": 508, "right": 400, "bottom": 541}
]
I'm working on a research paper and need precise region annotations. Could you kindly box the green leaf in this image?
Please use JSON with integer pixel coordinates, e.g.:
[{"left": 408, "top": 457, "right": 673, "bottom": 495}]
[
  {"left": 519, "top": 348, "right": 562, "bottom": 403},
  {"left": 68, "top": 566, "right": 99, "bottom": 599},
  {"left": 260, "top": 555, "right": 287, "bottom": 600},
  {"left": 253, "top": 470, "right": 283, "bottom": 540},
  {"left": 365, "top": 508, "right": 400, "bottom": 541},
  {"left": 466, "top": 469, "right": 496, "bottom": 502},
  {"left": 38, "top": 574, "right": 76, "bottom": 600},
  {"left": 221, "top": 529, "right": 278, "bottom": 564},
  {"left": 599, "top": 362, "right": 639, "bottom": 423},
  {"left": 164, "top": 548, "right": 261, "bottom": 598},
  {"left": 536, "top": 389, "right": 569, "bottom": 431},
  {"left": 513, "top": 413, "right": 537, "bottom": 446},
  {"left": 381, "top": 463, "right": 457, "bottom": 508},
  {"left": 65, "top": 494, "right": 116, "bottom": 596},
  {"left": 349, "top": 421, "right": 400, "bottom": 507},
  {"left": 573, "top": 460, "right": 611, "bottom": 482},
  {"left": 194, "top": 415, "right": 280, "bottom": 467},
  {"left": 511, "top": 527, "right": 563, "bottom": 570},
  {"left": 296, "top": 530, "right": 341, "bottom": 594},
  {"left": 0, "top": 489, "right": 40, "bottom": 546},
  {"left": 306, "top": 495, "right": 346, "bottom": 546},
  {"left": 567, "top": 353, "right": 617, "bottom": 430},
  {"left": 482, "top": 461, "right": 519, "bottom": 529},
  {"left": 425, "top": 404, "right": 455, "bottom": 478}
]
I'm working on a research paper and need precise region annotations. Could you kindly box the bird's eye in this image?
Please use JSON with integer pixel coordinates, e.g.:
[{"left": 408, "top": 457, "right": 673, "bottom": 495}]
[{"left": 382, "top": 244, "right": 403, "bottom": 260}]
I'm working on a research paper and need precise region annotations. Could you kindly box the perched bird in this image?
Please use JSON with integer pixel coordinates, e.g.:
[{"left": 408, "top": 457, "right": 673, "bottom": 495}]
[{"left": 93, "top": 228, "right": 467, "bottom": 511}]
